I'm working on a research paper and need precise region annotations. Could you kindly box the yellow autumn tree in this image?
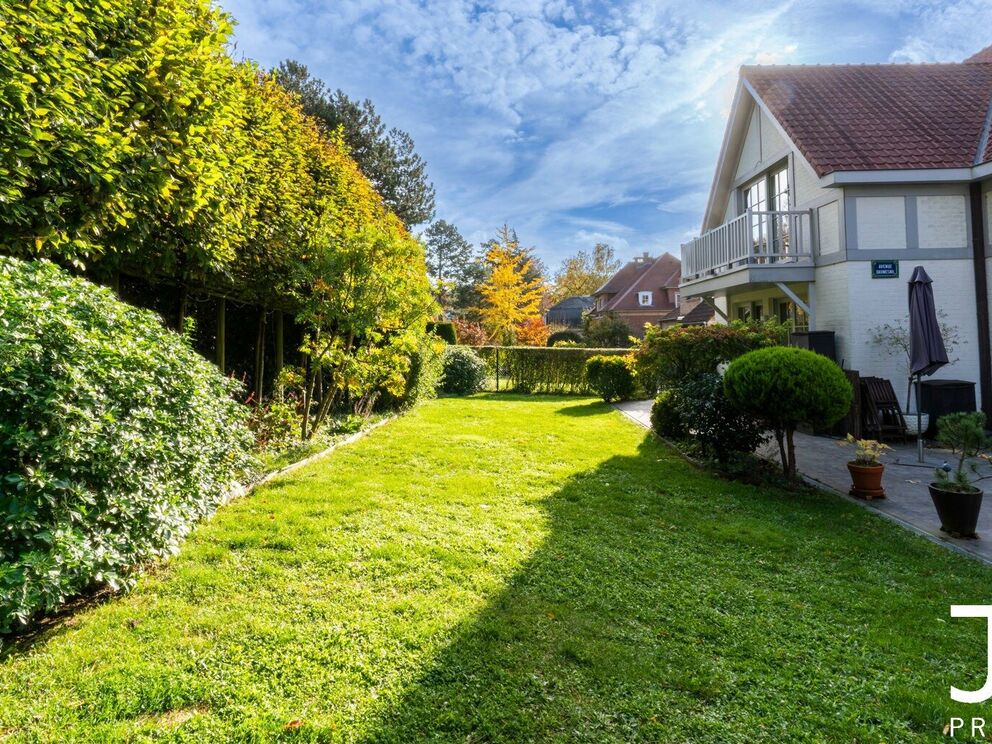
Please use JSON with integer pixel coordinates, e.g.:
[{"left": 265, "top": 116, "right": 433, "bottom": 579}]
[{"left": 478, "top": 227, "right": 545, "bottom": 344}]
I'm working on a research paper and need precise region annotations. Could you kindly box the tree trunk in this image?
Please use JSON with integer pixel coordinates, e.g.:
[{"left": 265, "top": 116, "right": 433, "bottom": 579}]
[
  {"left": 254, "top": 309, "right": 267, "bottom": 404},
  {"left": 302, "top": 354, "right": 314, "bottom": 440},
  {"left": 177, "top": 284, "right": 189, "bottom": 332},
  {"left": 775, "top": 428, "right": 788, "bottom": 477},
  {"left": 786, "top": 427, "right": 797, "bottom": 479},
  {"left": 274, "top": 310, "right": 284, "bottom": 401},
  {"left": 216, "top": 297, "right": 226, "bottom": 373}
]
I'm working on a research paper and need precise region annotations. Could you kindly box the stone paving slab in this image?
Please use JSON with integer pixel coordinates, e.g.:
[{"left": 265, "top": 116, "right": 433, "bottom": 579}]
[{"left": 613, "top": 399, "right": 992, "bottom": 565}]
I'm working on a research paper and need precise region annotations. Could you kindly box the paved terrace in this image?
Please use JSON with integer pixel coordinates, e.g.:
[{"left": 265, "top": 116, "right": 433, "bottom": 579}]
[{"left": 614, "top": 399, "right": 992, "bottom": 565}]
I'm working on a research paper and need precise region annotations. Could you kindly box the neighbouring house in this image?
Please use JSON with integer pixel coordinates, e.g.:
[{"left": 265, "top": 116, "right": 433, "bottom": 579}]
[
  {"left": 544, "top": 295, "right": 594, "bottom": 328},
  {"left": 589, "top": 251, "right": 712, "bottom": 337},
  {"left": 680, "top": 45, "right": 992, "bottom": 417}
]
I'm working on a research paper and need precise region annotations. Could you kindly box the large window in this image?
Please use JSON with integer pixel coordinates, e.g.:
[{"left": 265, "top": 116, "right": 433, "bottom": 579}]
[{"left": 742, "top": 163, "right": 790, "bottom": 260}]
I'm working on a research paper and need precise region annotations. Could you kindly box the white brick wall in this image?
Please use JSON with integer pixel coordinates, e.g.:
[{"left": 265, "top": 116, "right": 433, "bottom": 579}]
[
  {"left": 813, "top": 263, "right": 850, "bottom": 364},
  {"left": 736, "top": 107, "right": 762, "bottom": 178},
  {"left": 793, "top": 159, "right": 830, "bottom": 207},
  {"left": 760, "top": 110, "right": 787, "bottom": 157},
  {"left": 856, "top": 197, "right": 906, "bottom": 250},
  {"left": 817, "top": 201, "right": 840, "bottom": 254},
  {"left": 917, "top": 195, "right": 967, "bottom": 249},
  {"left": 840, "top": 259, "right": 982, "bottom": 409}
]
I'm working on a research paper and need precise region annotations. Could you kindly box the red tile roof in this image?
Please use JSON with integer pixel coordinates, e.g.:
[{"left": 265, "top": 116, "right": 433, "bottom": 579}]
[
  {"left": 743, "top": 60, "right": 992, "bottom": 175},
  {"left": 605, "top": 254, "right": 680, "bottom": 312},
  {"left": 965, "top": 45, "right": 992, "bottom": 64}
]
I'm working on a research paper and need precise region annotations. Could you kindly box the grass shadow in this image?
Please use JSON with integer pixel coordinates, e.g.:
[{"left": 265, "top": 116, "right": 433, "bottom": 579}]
[{"left": 359, "top": 434, "right": 990, "bottom": 742}]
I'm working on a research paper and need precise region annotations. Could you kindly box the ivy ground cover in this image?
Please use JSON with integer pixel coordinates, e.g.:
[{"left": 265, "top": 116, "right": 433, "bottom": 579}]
[{"left": 0, "top": 396, "right": 989, "bottom": 742}]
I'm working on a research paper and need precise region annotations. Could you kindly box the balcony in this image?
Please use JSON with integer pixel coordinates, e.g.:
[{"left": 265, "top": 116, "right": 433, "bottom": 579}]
[{"left": 681, "top": 209, "right": 816, "bottom": 288}]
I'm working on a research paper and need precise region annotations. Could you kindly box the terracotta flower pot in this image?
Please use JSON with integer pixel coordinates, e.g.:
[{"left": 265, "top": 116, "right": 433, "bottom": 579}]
[
  {"left": 929, "top": 483, "right": 983, "bottom": 539},
  {"left": 847, "top": 462, "right": 885, "bottom": 500}
]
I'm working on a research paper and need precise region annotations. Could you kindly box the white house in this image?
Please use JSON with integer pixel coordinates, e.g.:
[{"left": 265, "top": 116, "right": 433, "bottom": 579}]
[{"left": 680, "top": 45, "right": 992, "bottom": 416}]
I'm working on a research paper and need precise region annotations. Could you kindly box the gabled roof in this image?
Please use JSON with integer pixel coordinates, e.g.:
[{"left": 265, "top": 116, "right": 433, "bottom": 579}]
[
  {"left": 743, "top": 59, "right": 992, "bottom": 175},
  {"left": 605, "top": 253, "right": 681, "bottom": 312},
  {"left": 679, "top": 301, "right": 715, "bottom": 325},
  {"left": 593, "top": 259, "right": 648, "bottom": 296},
  {"left": 546, "top": 295, "right": 593, "bottom": 312},
  {"left": 701, "top": 44, "right": 992, "bottom": 231}
]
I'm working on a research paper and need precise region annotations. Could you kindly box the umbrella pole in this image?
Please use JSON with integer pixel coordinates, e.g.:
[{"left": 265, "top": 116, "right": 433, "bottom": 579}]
[{"left": 916, "top": 374, "right": 924, "bottom": 463}]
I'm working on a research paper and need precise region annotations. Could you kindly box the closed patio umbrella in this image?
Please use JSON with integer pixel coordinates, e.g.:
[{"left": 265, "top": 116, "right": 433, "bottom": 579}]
[{"left": 908, "top": 266, "right": 948, "bottom": 461}]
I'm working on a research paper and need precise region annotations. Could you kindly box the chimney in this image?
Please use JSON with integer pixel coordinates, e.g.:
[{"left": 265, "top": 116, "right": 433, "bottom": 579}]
[{"left": 633, "top": 251, "right": 653, "bottom": 264}]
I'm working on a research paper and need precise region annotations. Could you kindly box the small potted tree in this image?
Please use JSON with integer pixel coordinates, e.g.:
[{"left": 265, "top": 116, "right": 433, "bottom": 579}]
[
  {"left": 839, "top": 435, "right": 890, "bottom": 500},
  {"left": 929, "top": 412, "right": 990, "bottom": 538}
]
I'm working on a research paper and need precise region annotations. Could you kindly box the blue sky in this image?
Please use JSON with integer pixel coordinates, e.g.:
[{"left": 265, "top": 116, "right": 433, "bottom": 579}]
[{"left": 223, "top": 0, "right": 992, "bottom": 270}]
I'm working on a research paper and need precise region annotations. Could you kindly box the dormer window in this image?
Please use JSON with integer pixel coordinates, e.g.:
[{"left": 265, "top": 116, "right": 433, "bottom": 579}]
[{"left": 638, "top": 291, "right": 652, "bottom": 306}]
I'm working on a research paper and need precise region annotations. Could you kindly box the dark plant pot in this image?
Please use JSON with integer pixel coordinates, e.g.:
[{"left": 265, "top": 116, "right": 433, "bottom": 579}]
[
  {"left": 928, "top": 483, "right": 983, "bottom": 539},
  {"left": 847, "top": 462, "right": 885, "bottom": 500}
]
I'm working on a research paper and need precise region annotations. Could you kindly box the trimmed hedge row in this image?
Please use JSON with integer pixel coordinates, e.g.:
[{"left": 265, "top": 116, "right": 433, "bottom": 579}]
[
  {"left": 0, "top": 258, "right": 256, "bottom": 633},
  {"left": 473, "top": 346, "right": 629, "bottom": 394}
]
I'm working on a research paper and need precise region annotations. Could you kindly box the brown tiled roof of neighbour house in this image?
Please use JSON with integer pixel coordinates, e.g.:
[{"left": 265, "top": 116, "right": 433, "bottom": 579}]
[
  {"left": 679, "top": 301, "right": 715, "bottom": 325},
  {"left": 605, "top": 253, "right": 681, "bottom": 312},
  {"left": 742, "top": 55, "right": 992, "bottom": 175},
  {"left": 592, "top": 259, "right": 648, "bottom": 297},
  {"left": 965, "top": 45, "right": 992, "bottom": 64}
]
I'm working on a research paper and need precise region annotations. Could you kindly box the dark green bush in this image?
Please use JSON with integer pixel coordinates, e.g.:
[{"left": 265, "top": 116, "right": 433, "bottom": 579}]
[
  {"left": 547, "top": 330, "right": 582, "bottom": 347},
  {"left": 441, "top": 346, "right": 487, "bottom": 395},
  {"left": 427, "top": 321, "right": 458, "bottom": 345},
  {"left": 583, "top": 313, "right": 633, "bottom": 348},
  {"left": 674, "top": 373, "right": 766, "bottom": 462},
  {"left": 635, "top": 321, "right": 786, "bottom": 393},
  {"left": 0, "top": 259, "right": 256, "bottom": 633},
  {"left": 381, "top": 335, "right": 445, "bottom": 410},
  {"left": 475, "top": 346, "right": 628, "bottom": 394},
  {"left": 724, "top": 346, "right": 852, "bottom": 478},
  {"left": 650, "top": 390, "right": 687, "bottom": 440},
  {"left": 585, "top": 355, "right": 636, "bottom": 402}
]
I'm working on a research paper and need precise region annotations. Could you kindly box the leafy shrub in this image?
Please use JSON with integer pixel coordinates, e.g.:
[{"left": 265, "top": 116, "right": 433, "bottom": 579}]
[
  {"left": 553, "top": 340, "right": 580, "bottom": 347},
  {"left": 583, "top": 313, "right": 633, "bottom": 348},
  {"left": 650, "top": 390, "right": 687, "bottom": 440},
  {"left": 515, "top": 317, "right": 550, "bottom": 347},
  {"left": 451, "top": 319, "right": 490, "bottom": 346},
  {"left": 547, "top": 330, "right": 582, "bottom": 347},
  {"left": 635, "top": 321, "right": 786, "bottom": 393},
  {"left": 933, "top": 412, "right": 990, "bottom": 492},
  {"left": 475, "top": 346, "right": 629, "bottom": 394},
  {"left": 585, "top": 355, "right": 636, "bottom": 402},
  {"left": 441, "top": 346, "right": 488, "bottom": 395},
  {"left": 0, "top": 259, "right": 256, "bottom": 633},
  {"left": 249, "top": 399, "right": 302, "bottom": 451},
  {"left": 674, "top": 373, "right": 767, "bottom": 462},
  {"left": 427, "top": 321, "right": 458, "bottom": 345},
  {"left": 724, "top": 347, "right": 852, "bottom": 478}
]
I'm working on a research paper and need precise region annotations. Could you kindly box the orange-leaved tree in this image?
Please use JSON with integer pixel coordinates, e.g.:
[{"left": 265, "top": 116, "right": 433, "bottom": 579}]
[
  {"left": 478, "top": 227, "right": 544, "bottom": 344},
  {"left": 515, "top": 316, "right": 550, "bottom": 346}
]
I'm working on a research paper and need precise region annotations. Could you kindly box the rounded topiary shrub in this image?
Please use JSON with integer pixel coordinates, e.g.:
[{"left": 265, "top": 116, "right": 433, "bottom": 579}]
[
  {"left": 585, "top": 354, "right": 636, "bottom": 402},
  {"left": 0, "top": 258, "right": 256, "bottom": 633},
  {"left": 650, "top": 389, "right": 687, "bottom": 440},
  {"left": 547, "top": 330, "right": 582, "bottom": 347},
  {"left": 724, "top": 346, "right": 852, "bottom": 478},
  {"left": 440, "top": 346, "right": 487, "bottom": 395}
]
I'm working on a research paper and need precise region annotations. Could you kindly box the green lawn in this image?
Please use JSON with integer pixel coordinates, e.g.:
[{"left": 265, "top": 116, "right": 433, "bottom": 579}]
[{"left": 1, "top": 395, "right": 990, "bottom": 742}]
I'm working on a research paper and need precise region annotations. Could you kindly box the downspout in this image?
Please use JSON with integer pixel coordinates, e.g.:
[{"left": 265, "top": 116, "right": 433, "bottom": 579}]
[{"left": 969, "top": 181, "right": 992, "bottom": 420}]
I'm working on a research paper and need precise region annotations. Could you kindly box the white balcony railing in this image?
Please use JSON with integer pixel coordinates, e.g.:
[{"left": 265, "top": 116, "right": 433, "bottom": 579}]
[{"left": 681, "top": 209, "right": 815, "bottom": 282}]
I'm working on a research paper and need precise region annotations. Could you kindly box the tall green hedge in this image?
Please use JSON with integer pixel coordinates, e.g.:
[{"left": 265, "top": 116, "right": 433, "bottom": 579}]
[
  {"left": 0, "top": 258, "right": 256, "bottom": 633},
  {"left": 474, "top": 346, "right": 629, "bottom": 394}
]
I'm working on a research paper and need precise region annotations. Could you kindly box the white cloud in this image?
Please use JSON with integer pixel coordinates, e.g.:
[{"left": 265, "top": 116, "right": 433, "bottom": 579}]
[
  {"left": 889, "top": 0, "right": 992, "bottom": 62},
  {"left": 222, "top": 0, "right": 992, "bottom": 267}
]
